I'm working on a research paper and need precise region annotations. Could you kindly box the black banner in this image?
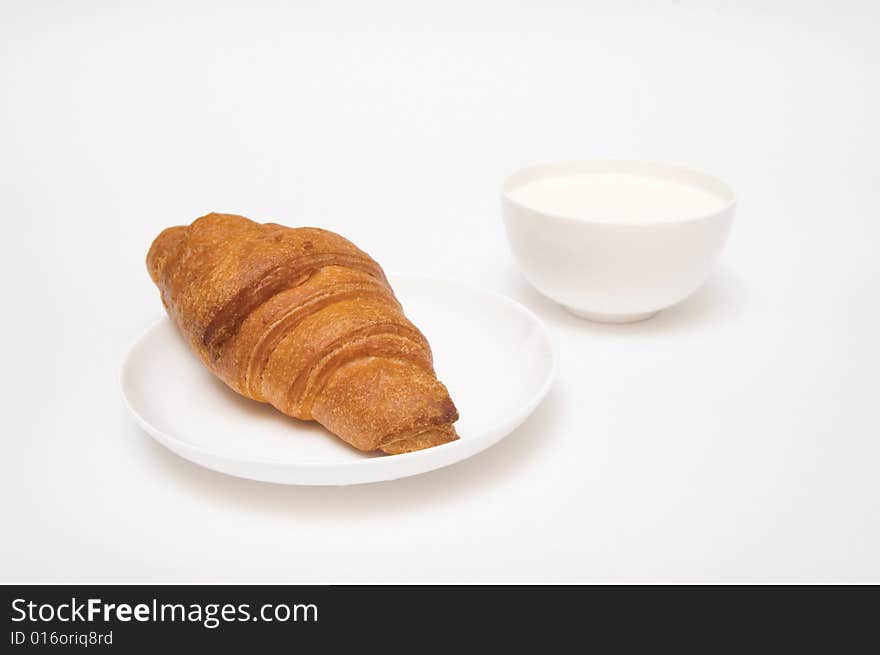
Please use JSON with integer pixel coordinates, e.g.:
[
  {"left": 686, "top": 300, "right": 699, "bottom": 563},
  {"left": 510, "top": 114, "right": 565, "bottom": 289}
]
[{"left": 2, "top": 585, "right": 877, "bottom": 650}]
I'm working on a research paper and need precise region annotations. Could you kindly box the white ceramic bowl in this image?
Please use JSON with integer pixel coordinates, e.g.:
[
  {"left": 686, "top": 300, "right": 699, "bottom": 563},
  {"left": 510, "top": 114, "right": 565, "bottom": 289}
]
[{"left": 501, "top": 160, "right": 736, "bottom": 323}]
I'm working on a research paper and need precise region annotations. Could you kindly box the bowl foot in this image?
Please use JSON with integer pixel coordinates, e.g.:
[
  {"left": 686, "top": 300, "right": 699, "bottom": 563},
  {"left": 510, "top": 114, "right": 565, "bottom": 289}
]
[{"left": 563, "top": 307, "right": 660, "bottom": 324}]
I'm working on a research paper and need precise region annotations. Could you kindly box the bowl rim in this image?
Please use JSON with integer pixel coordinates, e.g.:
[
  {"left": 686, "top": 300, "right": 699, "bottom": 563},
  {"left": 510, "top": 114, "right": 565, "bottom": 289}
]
[{"left": 501, "top": 159, "right": 737, "bottom": 227}]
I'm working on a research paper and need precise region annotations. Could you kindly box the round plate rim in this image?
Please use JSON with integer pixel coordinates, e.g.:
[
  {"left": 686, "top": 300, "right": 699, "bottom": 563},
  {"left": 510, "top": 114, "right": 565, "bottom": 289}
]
[{"left": 121, "top": 272, "right": 556, "bottom": 485}]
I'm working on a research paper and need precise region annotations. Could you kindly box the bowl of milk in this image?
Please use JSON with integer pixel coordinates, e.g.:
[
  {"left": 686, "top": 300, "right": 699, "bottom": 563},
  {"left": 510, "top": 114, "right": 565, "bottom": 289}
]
[{"left": 501, "top": 161, "right": 736, "bottom": 323}]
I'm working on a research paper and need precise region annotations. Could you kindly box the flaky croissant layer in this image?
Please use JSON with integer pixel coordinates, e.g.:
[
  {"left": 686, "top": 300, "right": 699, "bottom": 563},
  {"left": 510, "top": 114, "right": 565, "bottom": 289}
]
[{"left": 147, "top": 213, "right": 459, "bottom": 453}]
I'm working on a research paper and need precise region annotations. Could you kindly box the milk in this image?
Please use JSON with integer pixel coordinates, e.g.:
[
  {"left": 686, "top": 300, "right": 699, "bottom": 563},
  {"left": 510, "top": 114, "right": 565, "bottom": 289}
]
[{"left": 510, "top": 172, "right": 727, "bottom": 223}]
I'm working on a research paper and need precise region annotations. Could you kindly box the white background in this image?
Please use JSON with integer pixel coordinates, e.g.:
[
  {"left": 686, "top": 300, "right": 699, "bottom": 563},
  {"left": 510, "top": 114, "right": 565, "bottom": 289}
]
[{"left": 2, "top": 1, "right": 878, "bottom": 583}]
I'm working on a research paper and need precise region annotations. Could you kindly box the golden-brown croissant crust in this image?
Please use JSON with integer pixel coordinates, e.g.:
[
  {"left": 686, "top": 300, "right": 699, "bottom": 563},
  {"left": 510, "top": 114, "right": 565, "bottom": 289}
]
[{"left": 147, "top": 212, "right": 459, "bottom": 454}]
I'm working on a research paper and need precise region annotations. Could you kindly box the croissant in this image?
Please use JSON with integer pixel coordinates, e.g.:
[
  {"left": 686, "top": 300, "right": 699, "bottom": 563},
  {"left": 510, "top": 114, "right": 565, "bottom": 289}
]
[{"left": 146, "top": 212, "right": 459, "bottom": 454}]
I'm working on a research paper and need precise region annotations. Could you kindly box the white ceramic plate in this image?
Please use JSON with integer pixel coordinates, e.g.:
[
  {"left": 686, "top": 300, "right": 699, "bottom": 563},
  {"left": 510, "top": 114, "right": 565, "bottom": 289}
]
[{"left": 121, "top": 273, "right": 555, "bottom": 485}]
